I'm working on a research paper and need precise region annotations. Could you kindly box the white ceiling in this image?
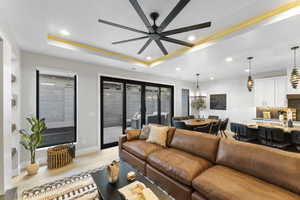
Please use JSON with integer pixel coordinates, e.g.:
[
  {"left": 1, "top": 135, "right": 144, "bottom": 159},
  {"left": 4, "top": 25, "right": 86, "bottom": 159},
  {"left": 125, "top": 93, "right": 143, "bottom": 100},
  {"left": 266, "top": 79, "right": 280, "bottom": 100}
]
[{"left": 2, "top": 0, "right": 300, "bottom": 82}]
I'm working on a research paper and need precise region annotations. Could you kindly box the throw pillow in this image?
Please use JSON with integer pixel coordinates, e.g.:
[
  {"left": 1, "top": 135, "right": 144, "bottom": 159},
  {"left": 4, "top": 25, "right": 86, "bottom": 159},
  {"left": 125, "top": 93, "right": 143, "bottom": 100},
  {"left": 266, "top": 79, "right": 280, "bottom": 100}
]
[
  {"left": 139, "top": 125, "right": 151, "bottom": 140},
  {"left": 146, "top": 126, "right": 169, "bottom": 147},
  {"left": 126, "top": 129, "right": 141, "bottom": 141}
]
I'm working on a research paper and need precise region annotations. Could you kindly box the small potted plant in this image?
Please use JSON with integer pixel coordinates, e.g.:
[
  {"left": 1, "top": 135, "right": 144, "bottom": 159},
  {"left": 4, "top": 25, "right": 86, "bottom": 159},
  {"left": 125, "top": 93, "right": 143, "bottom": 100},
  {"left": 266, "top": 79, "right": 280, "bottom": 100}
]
[
  {"left": 19, "top": 117, "right": 46, "bottom": 175},
  {"left": 191, "top": 97, "right": 206, "bottom": 119}
]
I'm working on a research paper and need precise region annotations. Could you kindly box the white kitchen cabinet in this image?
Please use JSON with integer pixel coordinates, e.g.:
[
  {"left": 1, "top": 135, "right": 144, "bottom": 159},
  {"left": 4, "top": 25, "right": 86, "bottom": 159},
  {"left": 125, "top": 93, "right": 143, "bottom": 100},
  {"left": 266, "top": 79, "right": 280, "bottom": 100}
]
[
  {"left": 254, "top": 76, "right": 286, "bottom": 107},
  {"left": 274, "top": 76, "right": 287, "bottom": 107}
]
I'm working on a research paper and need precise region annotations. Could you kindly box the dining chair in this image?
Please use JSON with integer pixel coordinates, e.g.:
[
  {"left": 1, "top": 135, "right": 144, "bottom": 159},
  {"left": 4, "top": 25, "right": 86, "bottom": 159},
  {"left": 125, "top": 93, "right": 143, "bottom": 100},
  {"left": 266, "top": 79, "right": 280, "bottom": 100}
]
[
  {"left": 209, "top": 120, "right": 221, "bottom": 135},
  {"left": 194, "top": 123, "right": 211, "bottom": 133},
  {"left": 269, "top": 128, "right": 291, "bottom": 149},
  {"left": 173, "top": 121, "right": 187, "bottom": 129},
  {"left": 258, "top": 126, "right": 271, "bottom": 146},
  {"left": 208, "top": 115, "right": 219, "bottom": 120},
  {"left": 291, "top": 130, "right": 300, "bottom": 152},
  {"left": 219, "top": 118, "right": 229, "bottom": 138}
]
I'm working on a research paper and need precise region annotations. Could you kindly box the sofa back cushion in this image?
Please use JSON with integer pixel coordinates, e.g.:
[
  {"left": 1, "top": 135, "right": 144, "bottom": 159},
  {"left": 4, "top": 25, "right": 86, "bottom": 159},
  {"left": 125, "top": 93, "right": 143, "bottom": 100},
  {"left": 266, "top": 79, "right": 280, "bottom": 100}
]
[
  {"left": 170, "top": 129, "right": 220, "bottom": 162},
  {"left": 216, "top": 139, "right": 300, "bottom": 194}
]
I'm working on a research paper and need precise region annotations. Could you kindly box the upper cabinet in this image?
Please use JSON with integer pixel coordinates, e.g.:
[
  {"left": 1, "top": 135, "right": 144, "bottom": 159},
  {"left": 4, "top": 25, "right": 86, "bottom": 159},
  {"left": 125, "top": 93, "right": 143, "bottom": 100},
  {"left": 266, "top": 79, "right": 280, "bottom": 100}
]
[{"left": 254, "top": 76, "right": 287, "bottom": 107}]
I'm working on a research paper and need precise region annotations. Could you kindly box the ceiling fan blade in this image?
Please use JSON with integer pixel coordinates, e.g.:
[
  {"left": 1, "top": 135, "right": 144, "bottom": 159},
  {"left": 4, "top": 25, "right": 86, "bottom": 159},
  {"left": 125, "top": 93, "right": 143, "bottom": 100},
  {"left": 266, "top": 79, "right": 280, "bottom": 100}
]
[
  {"left": 157, "top": 0, "right": 190, "bottom": 33},
  {"left": 155, "top": 40, "right": 168, "bottom": 55},
  {"left": 98, "top": 19, "right": 148, "bottom": 35},
  {"left": 112, "top": 36, "right": 149, "bottom": 44},
  {"left": 160, "top": 36, "right": 194, "bottom": 47},
  {"left": 138, "top": 39, "right": 152, "bottom": 54},
  {"left": 129, "top": 0, "right": 155, "bottom": 33},
  {"left": 161, "top": 22, "right": 211, "bottom": 36}
]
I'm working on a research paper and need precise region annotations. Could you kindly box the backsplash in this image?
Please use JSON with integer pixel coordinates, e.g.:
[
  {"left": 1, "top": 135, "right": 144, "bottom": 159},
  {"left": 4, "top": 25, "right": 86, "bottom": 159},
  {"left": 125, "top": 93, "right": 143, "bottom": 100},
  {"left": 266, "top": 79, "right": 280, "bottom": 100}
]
[{"left": 256, "top": 107, "right": 296, "bottom": 121}]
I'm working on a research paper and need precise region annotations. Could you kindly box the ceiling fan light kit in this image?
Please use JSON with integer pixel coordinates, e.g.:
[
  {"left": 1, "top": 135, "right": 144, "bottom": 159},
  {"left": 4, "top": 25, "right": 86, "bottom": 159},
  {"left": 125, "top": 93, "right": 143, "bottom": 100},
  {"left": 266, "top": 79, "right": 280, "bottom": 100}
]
[
  {"left": 98, "top": 0, "right": 211, "bottom": 57},
  {"left": 290, "top": 46, "right": 299, "bottom": 89}
]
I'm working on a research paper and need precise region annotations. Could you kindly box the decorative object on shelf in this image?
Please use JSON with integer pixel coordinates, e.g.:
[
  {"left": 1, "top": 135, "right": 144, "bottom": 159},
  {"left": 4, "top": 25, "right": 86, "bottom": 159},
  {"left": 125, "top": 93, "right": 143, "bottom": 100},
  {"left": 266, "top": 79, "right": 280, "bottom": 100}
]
[
  {"left": 127, "top": 171, "right": 136, "bottom": 182},
  {"left": 290, "top": 46, "right": 299, "bottom": 89},
  {"left": 107, "top": 160, "right": 120, "bottom": 184},
  {"left": 47, "top": 145, "right": 74, "bottom": 169},
  {"left": 19, "top": 117, "right": 46, "bottom": 175},
  {"left": 11, "top": 123, "right": 17, "bottom": 132},
  {"left": 98, "top": 0, "right": 211, "bottom": 56},
  {"left": 247, "top": 56, "right": 254, "bottom": 92},
  {"left": 11, "top": 96, "right": 17, "bottom": 107},
  {"left": 11, "top": 74, "right": 16, "bottom": 83}
]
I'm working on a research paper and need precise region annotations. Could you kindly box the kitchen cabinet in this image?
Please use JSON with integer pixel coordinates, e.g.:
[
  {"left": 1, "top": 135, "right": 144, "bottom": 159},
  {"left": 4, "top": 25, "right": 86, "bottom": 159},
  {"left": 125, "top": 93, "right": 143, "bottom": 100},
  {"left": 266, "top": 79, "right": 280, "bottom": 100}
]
[
  {"left": 274, "top": 76, "right": 287, "bottom": 107},
  {"left": 254, "top": 76, "right": 286, "bottom": 107}
]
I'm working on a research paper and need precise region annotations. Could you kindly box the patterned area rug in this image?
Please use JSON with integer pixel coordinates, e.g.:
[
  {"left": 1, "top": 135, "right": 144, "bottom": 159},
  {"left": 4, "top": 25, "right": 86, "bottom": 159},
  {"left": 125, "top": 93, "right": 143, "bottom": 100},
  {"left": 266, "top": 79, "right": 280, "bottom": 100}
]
[{"left": 22, "top": 167, "right": 104, "bottom": 200}]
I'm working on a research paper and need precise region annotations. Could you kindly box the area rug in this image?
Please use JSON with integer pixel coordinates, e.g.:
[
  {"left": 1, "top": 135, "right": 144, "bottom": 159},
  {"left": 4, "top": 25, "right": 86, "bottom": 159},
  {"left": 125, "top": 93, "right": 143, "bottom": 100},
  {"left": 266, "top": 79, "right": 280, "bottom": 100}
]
[{"left": 22, "top": 167, "right": 104, "bottom": 200}]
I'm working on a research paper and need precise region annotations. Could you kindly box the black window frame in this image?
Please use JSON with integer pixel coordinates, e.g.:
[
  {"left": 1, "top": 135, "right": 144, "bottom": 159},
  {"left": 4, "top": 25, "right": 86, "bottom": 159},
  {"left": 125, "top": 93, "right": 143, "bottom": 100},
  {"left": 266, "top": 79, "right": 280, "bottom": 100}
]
[
  {"left": 36, "top": 70, "right": 77, "bottom": 148},
  {"left": 181, "top": 88, "right": 190, "bottom": 116}
]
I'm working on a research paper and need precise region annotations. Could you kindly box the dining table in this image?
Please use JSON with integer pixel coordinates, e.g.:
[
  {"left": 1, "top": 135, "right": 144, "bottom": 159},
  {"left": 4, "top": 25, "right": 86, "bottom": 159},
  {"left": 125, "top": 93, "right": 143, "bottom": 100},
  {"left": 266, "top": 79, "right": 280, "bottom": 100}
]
[{"left": 183, "top": 118, "right": 218, "bottom": 127}]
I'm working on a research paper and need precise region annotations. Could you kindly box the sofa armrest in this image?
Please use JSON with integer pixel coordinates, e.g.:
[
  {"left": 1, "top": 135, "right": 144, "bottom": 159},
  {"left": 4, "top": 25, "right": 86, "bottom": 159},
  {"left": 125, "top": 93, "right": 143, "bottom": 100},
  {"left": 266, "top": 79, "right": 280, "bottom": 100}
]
[{"left": 119, "top": 135, "right": 127, "bottom": 153}]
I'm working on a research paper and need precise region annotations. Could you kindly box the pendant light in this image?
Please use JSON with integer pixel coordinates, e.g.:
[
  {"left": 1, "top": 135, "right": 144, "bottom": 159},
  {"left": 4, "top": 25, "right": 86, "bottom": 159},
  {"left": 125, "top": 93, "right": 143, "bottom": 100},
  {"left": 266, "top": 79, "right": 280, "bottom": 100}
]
[
  {"left": 247, "top": 57, "right": 254, "bottom": 92},
  {"left": 196, "top": 73, "right": 200, "bottom": 89},
  {"left": 290, "top": 46, "right": 299, "bottom": 89}
]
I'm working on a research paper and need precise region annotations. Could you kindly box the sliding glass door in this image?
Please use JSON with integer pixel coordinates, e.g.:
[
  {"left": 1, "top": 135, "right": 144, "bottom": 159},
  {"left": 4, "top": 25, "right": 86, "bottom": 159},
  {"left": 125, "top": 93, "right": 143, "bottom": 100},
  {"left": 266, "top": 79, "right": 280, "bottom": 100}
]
[
  {"left": 145, "top": 86, "right": 159, "bottom": 124},
  {"left": 101, "top": 81, "right": 124, "bottom": 148},
  {"left": 126, "top": 84, "right": 142, "bottom": 129},
  {"left": 100, "top": 76, "right": 174, "bottom": 149}
]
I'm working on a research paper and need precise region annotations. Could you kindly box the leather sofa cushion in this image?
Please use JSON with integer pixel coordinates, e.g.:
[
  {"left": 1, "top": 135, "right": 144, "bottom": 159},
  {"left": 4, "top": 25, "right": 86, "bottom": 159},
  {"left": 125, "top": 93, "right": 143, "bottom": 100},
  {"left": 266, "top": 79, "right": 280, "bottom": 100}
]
[
  {"left": 192, "top": 165, "right": 300, "bottom": 200},
  {"left": 170, "top": 129, "right": 220, "bottom": 162},
  {"left": 147, "top": 148, "right": 212, "bottom": 186},
  {"left": 216, "top": 139, "right": 300, "bottom": 194},
  {"left": 122, "top": 140, "right": 163, "bottom": 160}
]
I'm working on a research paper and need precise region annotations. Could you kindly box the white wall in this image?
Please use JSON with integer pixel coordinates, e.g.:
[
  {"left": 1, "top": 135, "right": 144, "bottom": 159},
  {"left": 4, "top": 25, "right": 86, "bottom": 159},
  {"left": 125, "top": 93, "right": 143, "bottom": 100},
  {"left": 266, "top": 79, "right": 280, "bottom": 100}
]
[
  {"left": 195, "top": 78, "right": 256, "bottom": 124},
  {"left": 0, "top": 25, "right": 20, "bottom": 194},
  {"left": 20, "top": 51, "right": 194, "bottom": 165}
]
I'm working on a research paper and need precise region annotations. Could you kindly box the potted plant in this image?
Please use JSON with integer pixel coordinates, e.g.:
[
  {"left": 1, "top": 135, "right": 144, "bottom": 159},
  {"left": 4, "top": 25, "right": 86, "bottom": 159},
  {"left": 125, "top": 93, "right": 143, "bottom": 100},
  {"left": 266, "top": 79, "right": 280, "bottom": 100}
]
[
  {"left": 19, "top": 117, "right": 46, "bottom": 175},
  {"left": 191, "top": 97, "right": 206, "bottom": 118}
]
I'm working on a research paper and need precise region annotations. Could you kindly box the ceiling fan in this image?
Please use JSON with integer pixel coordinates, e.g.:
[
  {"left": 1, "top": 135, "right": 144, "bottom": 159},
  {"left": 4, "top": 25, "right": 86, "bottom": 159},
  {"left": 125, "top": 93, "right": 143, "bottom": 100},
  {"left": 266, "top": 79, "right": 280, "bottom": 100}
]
[{"left": 98, "top": 0, "right": 211, "bottom": 56}]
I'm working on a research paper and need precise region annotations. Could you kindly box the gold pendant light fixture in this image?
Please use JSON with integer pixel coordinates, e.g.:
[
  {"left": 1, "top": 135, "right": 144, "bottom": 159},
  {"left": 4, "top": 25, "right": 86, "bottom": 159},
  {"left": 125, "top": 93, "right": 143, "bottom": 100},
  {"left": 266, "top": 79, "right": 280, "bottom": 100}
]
[
  {"left": 290, "top": 46, "right": 299, "bottom": 89},
  {"left": 196, "top": 73, "right": 200, "bottom": 89},
  {"left": 247, "top": 57, "right": 254, "bottom": 92}
]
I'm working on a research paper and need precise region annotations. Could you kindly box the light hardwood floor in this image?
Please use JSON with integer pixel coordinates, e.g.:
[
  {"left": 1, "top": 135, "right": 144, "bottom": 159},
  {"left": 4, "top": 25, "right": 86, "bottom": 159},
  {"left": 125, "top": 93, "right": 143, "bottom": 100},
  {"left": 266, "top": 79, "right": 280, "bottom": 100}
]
[{"left": 12, "top": 147, "right": 119, "bottom": 199}]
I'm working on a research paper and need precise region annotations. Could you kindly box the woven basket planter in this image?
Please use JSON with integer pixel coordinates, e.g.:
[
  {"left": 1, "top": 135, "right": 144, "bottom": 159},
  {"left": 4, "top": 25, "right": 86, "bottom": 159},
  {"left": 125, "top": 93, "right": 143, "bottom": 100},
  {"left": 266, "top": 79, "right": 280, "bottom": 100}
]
[{"left": 47, "top": 145, "right": 73, "bottom": 169}]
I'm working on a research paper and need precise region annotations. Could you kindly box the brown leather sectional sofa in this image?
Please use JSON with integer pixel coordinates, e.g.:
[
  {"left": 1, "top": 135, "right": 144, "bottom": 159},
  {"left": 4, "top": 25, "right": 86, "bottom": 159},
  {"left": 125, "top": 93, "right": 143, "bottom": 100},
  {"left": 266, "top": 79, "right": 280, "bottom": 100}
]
[{"left": 119, "top": 128, "right": 300, "bottom": 200}]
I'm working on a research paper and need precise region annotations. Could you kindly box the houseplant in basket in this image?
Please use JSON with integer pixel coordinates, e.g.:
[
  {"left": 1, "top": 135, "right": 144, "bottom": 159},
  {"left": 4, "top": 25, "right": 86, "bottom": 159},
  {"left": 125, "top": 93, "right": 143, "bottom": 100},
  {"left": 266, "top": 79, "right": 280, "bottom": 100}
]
[{"left": 19, "top": 117, "right": 46, "bottom": 175}]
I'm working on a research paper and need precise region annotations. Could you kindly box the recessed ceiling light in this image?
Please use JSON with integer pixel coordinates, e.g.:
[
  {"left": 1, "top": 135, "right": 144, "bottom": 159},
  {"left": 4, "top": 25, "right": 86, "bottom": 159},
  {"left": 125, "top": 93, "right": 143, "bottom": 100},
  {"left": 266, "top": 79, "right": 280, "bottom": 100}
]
[
  {"left": 210, "top": 77, "right": 214, "bottom": 80},
  {"left": 176, "top": 67, "right": 181, "bottom": 71},
  {"left": 245, "top": 69, "right": 250, "bottom": 73},
  {"left": 226, "top": 57, "right": 233, "bottom": 62},
  {"left": 187, "top": 35, "right": 196, "bottom": 42},
  {"left": 146, "top": 56, "right": 152, "bottom": 60},
  {"left": 60, "top": 29, "right": 70, "bottom": 36}
]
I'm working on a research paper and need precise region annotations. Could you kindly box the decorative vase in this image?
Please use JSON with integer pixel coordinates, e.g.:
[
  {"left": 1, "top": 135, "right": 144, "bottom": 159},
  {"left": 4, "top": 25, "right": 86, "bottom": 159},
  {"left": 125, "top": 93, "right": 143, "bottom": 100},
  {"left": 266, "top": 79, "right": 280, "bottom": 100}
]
[
  {"left": 26, "top": 163, "right": 39, "bottom": 175},
  {"left": 107, "top": 160, "right": 120, "bottom": 184}
]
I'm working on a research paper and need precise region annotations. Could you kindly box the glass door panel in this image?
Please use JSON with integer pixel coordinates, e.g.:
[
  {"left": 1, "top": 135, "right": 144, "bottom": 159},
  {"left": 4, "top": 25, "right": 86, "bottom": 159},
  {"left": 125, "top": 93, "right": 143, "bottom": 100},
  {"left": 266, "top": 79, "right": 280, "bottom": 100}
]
[
  {"left": 145, "top": 86, "right": 159, "bottom": 124},
  {"left": 126, "top": 84, "right": 142, "bottom": 129},
  {"left": 102, "top": 81, "right": 123, "bottom": 147},
  {"left": 160, "top": 87, "right": 172, "bottom": 125}
]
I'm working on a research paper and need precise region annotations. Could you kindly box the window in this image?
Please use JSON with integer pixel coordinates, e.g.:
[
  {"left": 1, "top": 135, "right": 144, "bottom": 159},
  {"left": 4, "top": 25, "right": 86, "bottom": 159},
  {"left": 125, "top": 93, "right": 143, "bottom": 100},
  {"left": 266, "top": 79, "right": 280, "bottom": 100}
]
[
  {"left": 182, "top": 89, "right": 190, "bottom": 116},
  {"left": 37, "top": 71, "right": 77, "bottom": 148}
]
